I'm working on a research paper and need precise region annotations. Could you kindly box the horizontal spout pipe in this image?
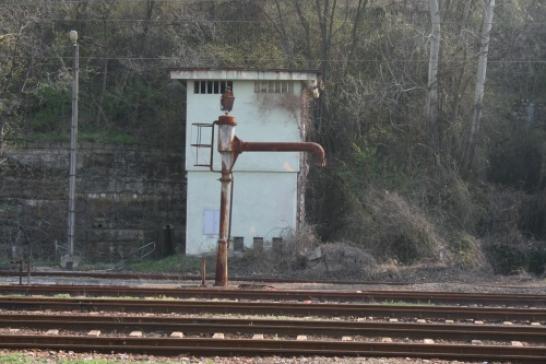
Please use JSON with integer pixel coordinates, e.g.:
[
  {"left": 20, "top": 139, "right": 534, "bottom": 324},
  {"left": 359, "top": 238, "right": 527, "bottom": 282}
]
[{"left": 234, "top": 138, "right": 326, "bottom": 167}]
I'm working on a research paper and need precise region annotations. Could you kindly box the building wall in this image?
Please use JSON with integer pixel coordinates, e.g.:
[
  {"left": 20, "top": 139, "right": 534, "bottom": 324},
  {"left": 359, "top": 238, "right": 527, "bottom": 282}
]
[
  {"left": 185, "top": 80, "right": 307, "bottom": 254},
  {"left": 186, "top": 171, "right": 297, "bottom": 254}
]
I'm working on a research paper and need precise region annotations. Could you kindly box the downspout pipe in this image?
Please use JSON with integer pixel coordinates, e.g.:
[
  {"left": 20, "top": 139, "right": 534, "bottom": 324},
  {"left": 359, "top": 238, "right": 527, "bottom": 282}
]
[{"left": 233, "top": 137, "right": 326, "bottom": 167}]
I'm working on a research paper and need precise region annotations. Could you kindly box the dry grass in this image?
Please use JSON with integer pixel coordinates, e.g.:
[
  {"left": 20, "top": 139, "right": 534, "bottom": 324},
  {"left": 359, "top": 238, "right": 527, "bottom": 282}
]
[{"left": 344, "top": 188, "right": 450, "bottom": 265}]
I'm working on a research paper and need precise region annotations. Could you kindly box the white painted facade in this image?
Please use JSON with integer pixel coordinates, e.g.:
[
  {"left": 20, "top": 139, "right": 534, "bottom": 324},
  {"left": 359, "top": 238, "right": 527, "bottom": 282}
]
[{"left": 170, "top": 69, "right": 319, "bottom": 255}]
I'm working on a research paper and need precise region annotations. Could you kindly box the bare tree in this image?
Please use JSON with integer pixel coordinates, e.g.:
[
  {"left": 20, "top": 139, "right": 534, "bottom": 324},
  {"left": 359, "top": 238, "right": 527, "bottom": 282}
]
[
  {"left": 462, "top": 0, "right": 496, "bottom": 170},
  {"left": 426, "top": 0, "right": 441, "bottom": 158}
]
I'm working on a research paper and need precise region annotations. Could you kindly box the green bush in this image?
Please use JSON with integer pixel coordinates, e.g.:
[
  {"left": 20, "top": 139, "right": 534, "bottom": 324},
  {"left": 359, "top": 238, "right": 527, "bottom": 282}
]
[
  {"left": 485, "top": 243, "right": 527, "bottom": 274},
  {"left": 528, "top": 247, "right": 546, "bottom": 275},
  {"left": 488, "top": 130, "right": 545, "bottom": 192},
  {"left": 28, "top": 83, "right": 70, "bottom": 133}
]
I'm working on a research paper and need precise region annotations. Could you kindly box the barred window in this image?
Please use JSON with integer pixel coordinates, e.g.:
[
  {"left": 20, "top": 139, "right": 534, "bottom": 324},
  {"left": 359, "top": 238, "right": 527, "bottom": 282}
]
[
  {"left": 193, "top": 80, "right": 233, "bottom": 94},
  {"left": 254, "top": 80, "right": 293, "bottom": 94}
]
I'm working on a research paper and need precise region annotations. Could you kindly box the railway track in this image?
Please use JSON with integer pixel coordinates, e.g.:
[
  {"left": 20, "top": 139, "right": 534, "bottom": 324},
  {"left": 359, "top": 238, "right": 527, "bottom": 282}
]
[
  {"left": 2, "top": 294, "right": 545, "bottom": 362},
  {"left": 0, "top": 269, "right": 406, "bottom": 285},
  {"left": 1, "top": 296, "right": 545, "bottom": 321},
  {"left": 1, "top": 283, "right": 545, "bottom": 306},
  {"left": 2, "top": 313, "right": 546, "bottom": 342},
  {"left": 0, "top": 334, "right": 545, "bottom": 362}
]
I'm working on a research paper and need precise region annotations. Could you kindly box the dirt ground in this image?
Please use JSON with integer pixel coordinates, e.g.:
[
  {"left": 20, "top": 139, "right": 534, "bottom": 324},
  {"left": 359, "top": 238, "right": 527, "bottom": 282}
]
[{"left": 1, "top": 270, "right": 545, "bottom": 295}]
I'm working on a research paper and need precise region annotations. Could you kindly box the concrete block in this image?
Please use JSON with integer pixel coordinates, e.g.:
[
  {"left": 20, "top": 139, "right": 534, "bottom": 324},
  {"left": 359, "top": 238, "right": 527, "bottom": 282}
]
[
  {"left": 212, "top": 333, "right": 224, "bottom": 339},
  {"left": 170, "top": 331, "right": 184, "bottom": 338},
  {"left": 381, "top": 337, "right": 392, "bottom": 343},
  {"left": 471, "top": 340, "right": 482, "bottom": 345},
  {"left": 388, "top": 318, "right": 398, "bottom": 322},
  {"left": 253, "top": 237, "right": 264, "bottom": 253},
  {"left": 296, "top": 335, "right": 307, "bottom": 341},
  {"left": 87, "top": 330, "right": 101, "bottom": 337},
  {"left": 531, "top": 322, "right": 541, "bottom": 326},
  {"left": 129, "top": 331, "right": 142, "bottom": 337},
  {"left": 233, "top": 237, "right": 244, "bottom": 252},
  {"left": 306, "top": 246, "right": 322, "bottom": 261},
  {"left": 444, "top": 319, "right": 454, "bottom": 324},
  {"left": 423, "top": 339, "right": 435, "bottom": 344},
  {"left": 46, "top": 329, "right": 59, "bottom": 335},
  {"left": 341, "top": 336, "right": 353, "bottom": 341},
  {"left": 252, "top": 334, "right": 264, "bottom": 340},
  {"left": 416, "top": 319, "right": 427, "bottom": 324},
  {"left": 511, "top": 341, "right": 524, "bottom": 347},
  {"left": 503, "top": 321, "right": 513, "bottom": 325},
  {"left": 473, "top": 320, "right": 484, "bottom": 325},
  {"left": 272, "top": 237, "right": 283, "bottom": 255}
]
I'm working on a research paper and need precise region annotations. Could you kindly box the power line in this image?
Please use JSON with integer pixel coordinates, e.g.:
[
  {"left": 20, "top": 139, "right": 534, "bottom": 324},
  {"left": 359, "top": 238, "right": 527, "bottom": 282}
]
[
  {"left": 3, "top": 55, "right": 546, "bottom": 64},
  {"left": 23, "top": 18, "right": 546, "bottom": 25}
]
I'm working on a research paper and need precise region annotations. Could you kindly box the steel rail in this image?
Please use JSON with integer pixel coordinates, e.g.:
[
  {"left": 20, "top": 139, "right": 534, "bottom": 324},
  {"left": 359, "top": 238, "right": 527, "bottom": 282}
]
[
  {"left": 1, "top": 297, "right": 545, "bottom": 320},
  {"left": 0, "top": 334, "right": 545, "bottom": 362},
  {"left": 0, "top": 269, "right": 415, "bottom": 285},
  {"left": 2, "top": 313, "right": 546, "bottom": 342},
  {"left": 1, "top": 283, "right": 545, "bottom": 306}
]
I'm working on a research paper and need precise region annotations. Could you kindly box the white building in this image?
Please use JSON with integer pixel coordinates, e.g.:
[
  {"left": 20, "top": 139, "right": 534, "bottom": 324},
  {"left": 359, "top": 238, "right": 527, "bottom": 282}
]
[{"left": 169, "top": 68, "right": 319, "bottom": 255}]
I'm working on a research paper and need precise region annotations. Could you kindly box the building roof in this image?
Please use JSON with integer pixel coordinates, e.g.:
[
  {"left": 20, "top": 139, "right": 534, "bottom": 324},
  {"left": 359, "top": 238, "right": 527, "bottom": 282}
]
[{"left": 169, "top": 67, "right": 319, "bottom": 81}]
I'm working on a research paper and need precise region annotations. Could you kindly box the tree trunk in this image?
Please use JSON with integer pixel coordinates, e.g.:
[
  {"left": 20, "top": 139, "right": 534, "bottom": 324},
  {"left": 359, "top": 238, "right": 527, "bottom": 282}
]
[
  {"left": 0, "top": 119, "right": 4, "bottom": 157},
  {"left": 426, "top": 0, "right": 441, "bottom": 157},
  {"left": 463, "top": 0, "right": 496, "bottom": 170}
]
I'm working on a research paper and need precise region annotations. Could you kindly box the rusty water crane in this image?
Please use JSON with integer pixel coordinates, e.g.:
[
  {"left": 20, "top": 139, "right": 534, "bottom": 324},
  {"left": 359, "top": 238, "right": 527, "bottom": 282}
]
[{"left": 214, "top": 90, "right": 326, "bottom": 287}]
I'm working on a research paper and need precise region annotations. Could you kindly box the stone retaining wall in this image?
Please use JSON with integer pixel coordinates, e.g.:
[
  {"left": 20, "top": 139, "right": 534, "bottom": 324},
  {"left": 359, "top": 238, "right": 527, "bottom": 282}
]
[{"left": 0, "top": 142, "right": 185, "bottom": 264}]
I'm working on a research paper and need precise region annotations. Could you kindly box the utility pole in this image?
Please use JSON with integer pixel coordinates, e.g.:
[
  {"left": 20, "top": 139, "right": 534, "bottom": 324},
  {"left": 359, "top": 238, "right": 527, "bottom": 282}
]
[{"left": 66, "top": 30, "right": 79, "bottom": 270}]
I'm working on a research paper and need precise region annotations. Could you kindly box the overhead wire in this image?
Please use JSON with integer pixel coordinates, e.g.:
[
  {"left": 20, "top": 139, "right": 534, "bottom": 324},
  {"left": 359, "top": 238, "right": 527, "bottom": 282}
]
[{"left": 3, "top": 55, "right": 546, "bottom": 64}]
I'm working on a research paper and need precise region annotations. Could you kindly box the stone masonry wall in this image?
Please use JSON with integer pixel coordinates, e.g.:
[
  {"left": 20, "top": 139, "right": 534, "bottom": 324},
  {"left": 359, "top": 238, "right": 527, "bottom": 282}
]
[{"left": 0, "top": 142, "right": 185, "bottom": 264}]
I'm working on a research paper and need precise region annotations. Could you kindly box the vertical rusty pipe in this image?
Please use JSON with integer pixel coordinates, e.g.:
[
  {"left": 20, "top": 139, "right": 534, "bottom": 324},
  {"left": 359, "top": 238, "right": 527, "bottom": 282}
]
[
  {"left": 214, "top": 171, "right": 232, "bottom": 286},
  {"left": 26, "top": 259, "right": 31, "bottom": 285},
  {"left": 18, "top": 260, "right": 22, "bottom": 286},
  {"left": 214, "top": 114, "right": 237, "bottom": 287},
  {"left": 200, "top": 256, "right": 206, "bottom": 287}
]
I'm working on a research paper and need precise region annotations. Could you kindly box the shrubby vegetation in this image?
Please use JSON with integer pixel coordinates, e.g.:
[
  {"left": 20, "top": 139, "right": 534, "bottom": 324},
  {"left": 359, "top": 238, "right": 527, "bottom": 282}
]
[{"left": 1, "top": 0, "right": 545, "bottom": 275}]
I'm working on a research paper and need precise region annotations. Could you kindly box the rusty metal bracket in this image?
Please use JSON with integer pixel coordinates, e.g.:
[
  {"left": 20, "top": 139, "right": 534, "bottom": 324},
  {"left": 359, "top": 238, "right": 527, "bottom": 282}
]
[{"left": 191, "top": 122, "right": 217, "bottom": 171}]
